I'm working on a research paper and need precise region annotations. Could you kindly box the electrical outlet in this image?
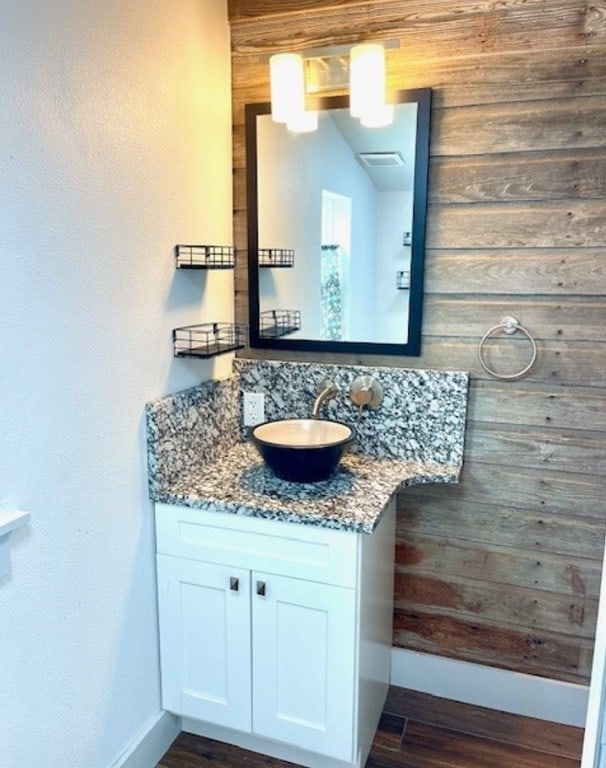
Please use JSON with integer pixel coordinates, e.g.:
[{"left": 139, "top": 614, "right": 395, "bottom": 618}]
[{"left": 243, "top": 392, "right": 265, "bottom": 427}]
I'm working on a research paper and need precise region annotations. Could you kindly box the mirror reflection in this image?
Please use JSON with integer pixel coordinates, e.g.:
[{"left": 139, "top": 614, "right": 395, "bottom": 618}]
[{"left": 246, "top": 89, "right": 431, "bottom": 356}]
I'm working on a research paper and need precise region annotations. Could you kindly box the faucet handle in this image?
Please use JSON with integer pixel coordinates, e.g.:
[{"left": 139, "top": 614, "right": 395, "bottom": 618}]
[
  {"left": 349, "top": 375, "right": 383, "bottom": 410},
  {"left": 319, "top": 379, "right": 339, "bottom": 397}
]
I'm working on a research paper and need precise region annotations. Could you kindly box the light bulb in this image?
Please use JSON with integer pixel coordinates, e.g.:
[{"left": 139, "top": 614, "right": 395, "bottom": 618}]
[
  {"left": 360, "top": 104, "right": 394, "bottom": 128},
  {"left": 287, "top": 110, "right": 318, "bottom": 133},
  {"left": 349, "top": 43, "right": 387, "bottom": 123},
  {"left": 269, "top": 53, "right": 305, "bottom": 124}
]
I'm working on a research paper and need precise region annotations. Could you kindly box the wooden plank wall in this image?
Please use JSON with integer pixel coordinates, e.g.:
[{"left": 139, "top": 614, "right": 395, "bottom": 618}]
[{"left": 228, "top": 0, "right": 606, "bottom": 684}]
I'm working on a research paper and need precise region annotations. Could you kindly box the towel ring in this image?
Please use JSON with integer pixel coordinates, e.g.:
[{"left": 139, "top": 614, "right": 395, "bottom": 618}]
[{"left": 478, "top": 316, "right": 538, "bottom": 380}]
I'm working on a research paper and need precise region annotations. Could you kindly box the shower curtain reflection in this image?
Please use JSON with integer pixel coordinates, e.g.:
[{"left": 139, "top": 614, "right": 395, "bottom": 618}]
[
  {"left": 320, "top": 245, "right": 343, "bottom": 341},
  {"left": 320, "top": 190, "right": 351, "bottom": 342}
]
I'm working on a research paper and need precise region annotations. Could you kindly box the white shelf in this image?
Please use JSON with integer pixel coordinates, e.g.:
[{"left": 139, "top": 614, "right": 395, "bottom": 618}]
[{"left": 0, "top": 509, "right": 30, "bottom": 578}]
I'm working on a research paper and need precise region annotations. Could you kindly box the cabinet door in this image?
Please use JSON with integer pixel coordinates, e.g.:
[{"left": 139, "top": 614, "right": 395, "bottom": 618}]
[
  {"left": 156, "top": 554, "right": 252, "bottom": 731},
  {"left": 251, "top": 572, "right": 356, "bottom": 761}
]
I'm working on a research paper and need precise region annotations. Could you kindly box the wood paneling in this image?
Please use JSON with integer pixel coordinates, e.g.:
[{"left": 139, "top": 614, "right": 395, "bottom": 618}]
[
  {"left": 394, "top": 571, "right": 598, "bottom": 637},
  {"left": 425, "top": 249, "right": 606, "bottom": 295},
  {"left": 228, "top": 0, "right": 606, "bottom": 685},
  {"left": 429, "top": 152, "right": 606, "bottom": 204},
  {"left": 430, "top": 98, "right": 606, "bottom": 157},
  {"left": 406, "top": 463, "right": 605, "bottom": 518},
  {"left": 464, "top": 424, "right": 606, "bottom": 475},
  {"left": 229, "top": 1, "right": 604, "bottom": 59},
  {"left": 467, "top": 382, "right": 606, "bottom": 431},
  {"left": 396, "top": 534, "right": 603, "bottom": 596},
  {"left": 393, "top": 609, "right": 590, "bottom": 681},
  {"left": 397, "top": 499, "right": 604, "bottom": 559},
  {"left": 426, "top": 201, "right": 606, "bottom": 249},
  {"left": 423, "top": 297, "right": 606, "bottom": 340}
]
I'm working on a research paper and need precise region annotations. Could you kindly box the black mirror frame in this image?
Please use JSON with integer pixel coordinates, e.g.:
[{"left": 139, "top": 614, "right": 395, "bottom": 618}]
[{"left": 245, "top": 88, "right": 431, "bottom": 357}]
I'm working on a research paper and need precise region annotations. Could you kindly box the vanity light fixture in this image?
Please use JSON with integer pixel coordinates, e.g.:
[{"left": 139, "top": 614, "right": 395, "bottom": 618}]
[
  {"left": 269, "top": 52, "right": 303, "bottom": 124},
  {"left": 268, "top": 40, "right": 398, "bottom": 132},
  {"left": 269, "top": 52, "right": 318, "bottom": 132},
  {"left": 349, "top": 43, "right": 393, "bottom": 128}
]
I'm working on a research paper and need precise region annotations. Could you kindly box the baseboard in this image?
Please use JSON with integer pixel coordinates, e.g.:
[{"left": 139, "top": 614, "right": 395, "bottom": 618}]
[
  {"left": 391, "top": 647, "right": 588, "bottom": 727},
  {"left": 108, "top": 710, "right": 181, "bottom": 768},
  {"left": 105, "top": 652, "right": 587, "bottom": 768}
]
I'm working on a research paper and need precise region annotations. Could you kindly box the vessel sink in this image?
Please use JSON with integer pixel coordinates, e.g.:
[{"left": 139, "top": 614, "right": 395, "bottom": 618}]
[{"left": 250, "top": 418, "right": 355, "bottom": 483}]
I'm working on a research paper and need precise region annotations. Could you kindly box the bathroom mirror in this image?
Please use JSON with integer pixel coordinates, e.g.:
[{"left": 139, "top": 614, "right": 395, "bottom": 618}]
[{"left": 246, "top": 88, "right": 431, "bottom": 356}]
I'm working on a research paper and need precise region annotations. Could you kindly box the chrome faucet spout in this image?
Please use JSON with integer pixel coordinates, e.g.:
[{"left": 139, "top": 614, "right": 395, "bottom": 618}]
[{"left": 311, "top": 381, "right": 339, "bottom": 418}]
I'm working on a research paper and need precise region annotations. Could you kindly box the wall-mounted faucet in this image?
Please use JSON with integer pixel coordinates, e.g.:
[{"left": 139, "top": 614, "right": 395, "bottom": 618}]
[{"left": 311, "top": 380, "right": 339, "bottom": 418}]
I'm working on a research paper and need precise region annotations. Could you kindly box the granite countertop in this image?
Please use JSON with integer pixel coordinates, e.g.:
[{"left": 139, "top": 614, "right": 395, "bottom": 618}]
[{"left": 151, "top": 441, "right": 460, "bottom": 535}]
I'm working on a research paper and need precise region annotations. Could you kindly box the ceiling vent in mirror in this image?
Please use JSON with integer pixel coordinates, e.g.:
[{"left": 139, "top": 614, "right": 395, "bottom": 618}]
[{"left": 356, "top": 151, "right": 404, "bottom": 168}]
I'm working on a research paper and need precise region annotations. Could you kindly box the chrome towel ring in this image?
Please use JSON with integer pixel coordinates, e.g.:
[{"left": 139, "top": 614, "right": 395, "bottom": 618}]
[{"left": 478, "top": 316, "right": 538, "bottom": 380}]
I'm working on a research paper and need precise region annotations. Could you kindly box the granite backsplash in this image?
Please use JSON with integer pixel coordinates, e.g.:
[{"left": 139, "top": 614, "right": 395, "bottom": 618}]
[
  {"left": 146, "top": 359, "right": 469, "bottom": 501},
  {"left": 234, "top": 359, "right": 468, "bottom": 466}
]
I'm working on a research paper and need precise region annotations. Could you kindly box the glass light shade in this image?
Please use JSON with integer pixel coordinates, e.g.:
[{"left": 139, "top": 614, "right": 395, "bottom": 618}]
[
  {"left": 360, "top": 103, "right": 394, "bottom": 128},
  {"left": 270, "top": 53, "right": 305, "bottom": 124},
  {"left": 349, "top": 43, "right": 386, "bottom": 121},
  {"left": 287, "top": 110, "right": 319, "bottom": 133}
]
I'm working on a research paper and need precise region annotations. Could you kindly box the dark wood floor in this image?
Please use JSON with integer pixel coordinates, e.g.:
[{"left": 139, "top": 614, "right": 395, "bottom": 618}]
[{"left": 157, "top": 687, "right": 584, "bottom": 768}]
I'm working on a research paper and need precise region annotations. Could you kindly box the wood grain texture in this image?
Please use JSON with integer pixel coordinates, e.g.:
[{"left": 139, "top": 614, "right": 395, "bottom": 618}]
[
  {"left": 384, "top": 687, "right": 583, "bottom": 760},
  {"left": 157, "top": 686, "right": 583, "bottom": 767},
  {"left": 229, "top": 0, "right": 606, "bottom": 684},
  {"left": 467, "top": 382, "right": 606, "bottom": 431},
  {"left": 429, "top": 151, "right": 606, "bottom": 204},
  {"left": 464, "top": 423, "right": 606, "bottom": 475},
  {"left": 394, "top": 571, "right": 598, "bottom": 637},
  {"left": 430, "top": 97, "right": 606, "bottom": 157},
  {"left": 367, "top": 719, "right": 581, "bottom": 768},
  {"left": 396, "top": 499, "right": 604, "bottom": 559},
  {"left": 228, "top": 0, "right": 372, "bottom": 22},
  {"left": 229, "top": 0, "right": 603, "bottom": 58},
  {"left": 424, "top": 248, "right": 606, "bottom": 295},
  {"left": 404, "top": 462, "right": 606, "bottom": 518},
  {"left": 395, "top": 534, "right": 602, "bottom": 597},
  {"left": 422, "top": 296, "right": 606, "bottom": 340},
  {"left": 393, "top": 609, "right": 588, "bottom": 681},
  {"left": 426, "top": 200, "right": 606, "bottom": 249}
]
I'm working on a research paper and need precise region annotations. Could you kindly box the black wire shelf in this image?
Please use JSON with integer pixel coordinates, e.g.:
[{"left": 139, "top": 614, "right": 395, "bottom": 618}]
[
  {"left": 259, "top": 310, "right": 301, "bottom": 339},
  {"left": 175, "top": 244, "right": 235, "bottom": 269},
  {"left": 173, "top": 323, "right": 246, "bottom": 358},
  {"left": 258, "top": 248, "right": 295, "bottom": 268}
]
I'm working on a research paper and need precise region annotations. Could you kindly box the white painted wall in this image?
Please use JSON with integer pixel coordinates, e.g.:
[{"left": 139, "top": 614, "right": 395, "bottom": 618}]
[
  {"left": 0, "top": 1, "right": 232, "bottom": 766},
  {"left": 374, "top": 190, "right": 413, "bottom": 343}
]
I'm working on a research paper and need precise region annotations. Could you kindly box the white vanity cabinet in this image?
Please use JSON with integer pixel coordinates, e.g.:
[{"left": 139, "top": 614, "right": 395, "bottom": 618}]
[{"left": 154, "top": 500, "right": 396, "bottom": 768}]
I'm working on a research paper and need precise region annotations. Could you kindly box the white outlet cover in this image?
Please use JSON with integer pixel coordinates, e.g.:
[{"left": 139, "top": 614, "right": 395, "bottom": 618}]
[{"left": 243, "top": 392, "right": 265, "bottom": 426}]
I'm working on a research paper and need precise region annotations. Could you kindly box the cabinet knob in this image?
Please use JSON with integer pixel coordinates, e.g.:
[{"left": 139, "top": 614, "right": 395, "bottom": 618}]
[
  {"left": 256, "top": 580, "right": 266, "bottom": 597},
  {"left": 229, "top": 576, "right": 239, "bottom": 592}
]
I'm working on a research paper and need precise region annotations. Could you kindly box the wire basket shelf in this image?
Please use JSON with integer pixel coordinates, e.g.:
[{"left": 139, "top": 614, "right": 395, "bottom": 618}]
[
  {"left": 258, "top": 248, "right": 295, "bottom": 268},
  {"left": 259, "top": 310, "right": 301, "bottom": 339},
  {"left": 173, "top": 323, "right": 246, "bottom": 358},
  {"left": 175, "top": 244, "right": 235, "bottom": 269},
  {"left": 396, "top": 270, "right": 411, "bottom": 290}
]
